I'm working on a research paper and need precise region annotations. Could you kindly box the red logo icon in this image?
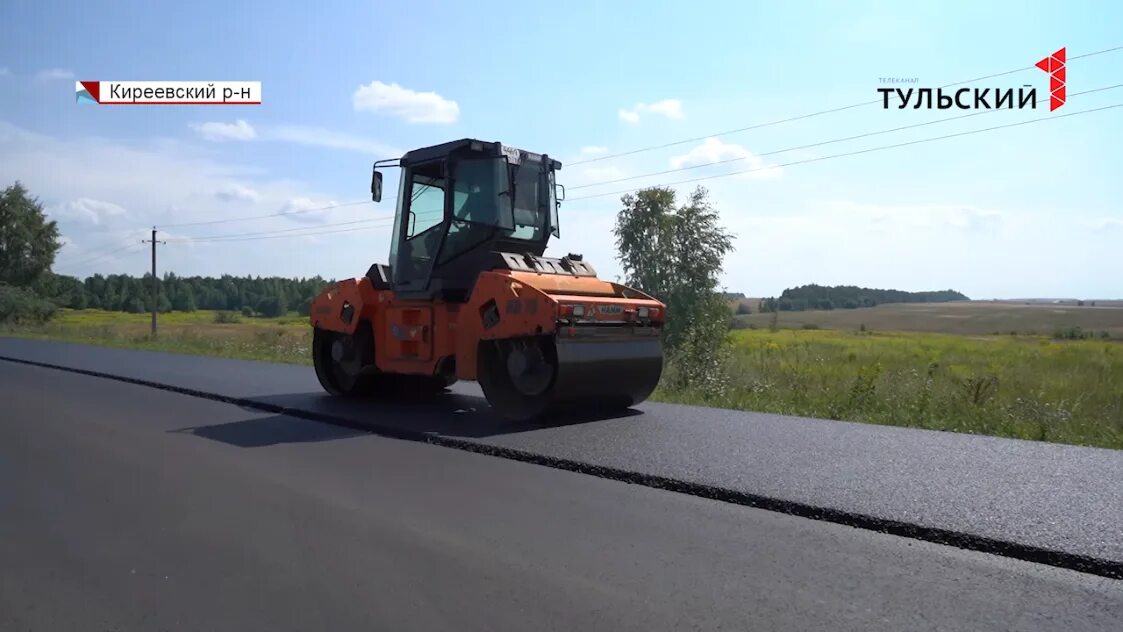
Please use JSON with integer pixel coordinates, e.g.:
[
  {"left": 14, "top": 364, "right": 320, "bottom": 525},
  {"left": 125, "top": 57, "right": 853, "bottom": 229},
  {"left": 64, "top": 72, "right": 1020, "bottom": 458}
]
[{"left": 1035, "top": 47, "right": 1066, "bottom": 111}]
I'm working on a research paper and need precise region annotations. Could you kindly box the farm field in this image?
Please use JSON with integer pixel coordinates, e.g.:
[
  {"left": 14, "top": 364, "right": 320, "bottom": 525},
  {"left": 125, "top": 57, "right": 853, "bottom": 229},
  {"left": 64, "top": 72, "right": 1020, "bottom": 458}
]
[
  {"left": 733, "top": 300, "right": 1123, "bottom": 337},
  {"left": 4, "top": 307, "right": 1121, "bottom": 449}
]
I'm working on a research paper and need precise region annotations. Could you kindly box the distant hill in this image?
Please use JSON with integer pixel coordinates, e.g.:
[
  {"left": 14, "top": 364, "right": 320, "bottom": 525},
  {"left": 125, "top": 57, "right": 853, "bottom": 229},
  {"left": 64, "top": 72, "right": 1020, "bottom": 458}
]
[{"left": 759, "top": 284, "right": 969, "bottom": 312}]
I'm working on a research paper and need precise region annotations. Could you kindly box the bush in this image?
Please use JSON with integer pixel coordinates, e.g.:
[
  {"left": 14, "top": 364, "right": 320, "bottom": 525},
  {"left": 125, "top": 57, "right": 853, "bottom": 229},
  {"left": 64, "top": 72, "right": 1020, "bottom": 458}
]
[
  {"left": 256, "top": 296, "right": 286, "bottom": 318},
  {"left": 240, "top": 306, "right": 254, "bottom": 317},
  {"left": 662, "top": 294, "right": 734, "bottom": 395},
  {"left": 0, "top": 283, "right": 57, "bottom": 324},
  {"left": 295, "top": 297, "right": 313, "bottom": 317},
  {"left": 734, "top": 302, "right": 751, "bottom": 315},
  {"left": 802, "top": 323, "right": 821, "bottom": 330},
  {"left": 213, "top": 310, "right": 242, "bottom": 324},
  {"left": 1053, "top": 326, "right": 1090, "bottom": 340}
]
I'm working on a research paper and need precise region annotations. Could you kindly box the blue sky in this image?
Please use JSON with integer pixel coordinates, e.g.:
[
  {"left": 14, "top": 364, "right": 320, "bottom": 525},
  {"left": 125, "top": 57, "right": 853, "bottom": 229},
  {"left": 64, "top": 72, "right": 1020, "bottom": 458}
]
[{"left": 1, "top": 0, "right": 1121, "bottom": 298}]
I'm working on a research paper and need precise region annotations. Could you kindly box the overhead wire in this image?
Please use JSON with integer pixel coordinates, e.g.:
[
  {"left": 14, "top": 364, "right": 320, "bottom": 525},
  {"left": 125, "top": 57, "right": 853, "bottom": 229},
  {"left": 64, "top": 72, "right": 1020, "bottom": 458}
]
[
  {"left": 159, "top": 199, "right": 372, "bottom": 229},
  {"left": 83, "top": 44, "right": 1118, "bottom": 254},
  {"left": 568, "top": 83, "right": 1123, "bottom": 190},
  {"left": 161, "top": 101, "right": 1123, "bottom": 244},
  {"left": 52, "top": 242, "right": 144, "bottom": 273},
  {"left": 566, "top": 102, "right": 1123, "bottom": 201},
  {"left": 568, "top": 44, "right": 1123, "bottom": 166},
  {"left": 168, "top": 216, "right": 393, "bottom": 242},
  {"left": 160, "top": 97, "right": 1122, "bottom": 242},
  {"left": 146, "top": 44, "right": 1122, "bottom": 234}
]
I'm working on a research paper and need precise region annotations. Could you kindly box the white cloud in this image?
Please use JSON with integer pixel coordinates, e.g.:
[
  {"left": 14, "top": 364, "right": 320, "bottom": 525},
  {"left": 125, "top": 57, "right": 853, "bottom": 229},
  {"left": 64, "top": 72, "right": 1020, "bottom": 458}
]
[
  {"left": 279, "top": 197, "right": 339, "bottom": 224},
  {"left": 644, "top": 99, "right": 684, "bottom": 119},
  {"left": 670, "top": 137, "right": 782, "bottom": 179},
  {"left": 214, "top": 183, "right": 261, "bottom": 203},
  {"left": 352, "top": 81, "right": 459, "bottom": 124},
  {"left": 1096, "top": 217, "right": 1123, "bottom": 230},
  {"left": 579, "top": 146, "right": 609, "bottom": 157},
  {"left": 190, "top": 119, "right": 257, "bottom": 142},
  {"left": 0, "top": 120, "right": 377, "bottom": 279},
  {"left": 36, "top": 68, "right": 75, "bottom": 81},
  {"left": 190, "top": 120, "right": 400, "bottom": 157},
  {"left": 270, "top": 125, "right": 401, "bottom": 157},
  {"left": 619, "top": 99, "right": 685, "bottom": 123},
  {"left": 49, "top": 198, "right": 128, "bottom": 225}
]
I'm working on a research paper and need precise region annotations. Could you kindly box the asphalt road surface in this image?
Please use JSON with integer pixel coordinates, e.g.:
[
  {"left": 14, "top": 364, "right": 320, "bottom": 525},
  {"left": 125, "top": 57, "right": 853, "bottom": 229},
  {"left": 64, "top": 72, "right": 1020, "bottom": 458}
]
[
  {"left": 2, "top": 360, "right": 1122, "bottom": 631},
  {"left": 2, "top": 338, "right": 1121, "bottom": 572}
]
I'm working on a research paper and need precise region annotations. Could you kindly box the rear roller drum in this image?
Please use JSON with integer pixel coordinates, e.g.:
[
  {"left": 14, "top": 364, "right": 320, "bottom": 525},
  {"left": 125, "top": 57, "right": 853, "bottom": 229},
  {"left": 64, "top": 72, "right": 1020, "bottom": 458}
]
[
  {"left": 314, "top": 327, "right": 452, "bottom": 399},
  {"left": 313, "top": 327, "right": 376, "bottom": 396}
]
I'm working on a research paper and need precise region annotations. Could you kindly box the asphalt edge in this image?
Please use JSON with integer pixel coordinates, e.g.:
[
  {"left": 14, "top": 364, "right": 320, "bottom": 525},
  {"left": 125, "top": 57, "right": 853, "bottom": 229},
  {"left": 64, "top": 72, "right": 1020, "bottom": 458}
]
[{"left": 3, "top": 352, "right": 1120, "bottom": 581}]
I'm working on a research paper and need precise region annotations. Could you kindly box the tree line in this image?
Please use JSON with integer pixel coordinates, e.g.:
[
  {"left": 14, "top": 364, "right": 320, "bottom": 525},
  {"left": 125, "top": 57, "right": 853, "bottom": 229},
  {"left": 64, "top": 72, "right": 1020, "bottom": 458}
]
[
  {"left": 37, "top": 272, "right": 332, "bottom": 317},
  {"left": 757, "top": 284, "right": 968, "bottom": 313},
  {"left": 1, "top": 180, "right": 334, "bottom": 323}
]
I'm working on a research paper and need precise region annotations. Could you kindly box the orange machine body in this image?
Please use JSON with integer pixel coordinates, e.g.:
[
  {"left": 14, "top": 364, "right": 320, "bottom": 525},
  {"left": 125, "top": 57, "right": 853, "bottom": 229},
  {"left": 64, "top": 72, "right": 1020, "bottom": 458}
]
[{"left": 309, "top": 269, "right": 664, "bottom": 382}]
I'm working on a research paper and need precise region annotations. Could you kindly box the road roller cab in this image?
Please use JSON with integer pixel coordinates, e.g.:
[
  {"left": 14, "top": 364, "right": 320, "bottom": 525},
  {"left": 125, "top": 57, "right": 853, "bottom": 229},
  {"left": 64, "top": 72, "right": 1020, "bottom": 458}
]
[{"left": 309, "top": 138, "right": 666, "bottom": 420}]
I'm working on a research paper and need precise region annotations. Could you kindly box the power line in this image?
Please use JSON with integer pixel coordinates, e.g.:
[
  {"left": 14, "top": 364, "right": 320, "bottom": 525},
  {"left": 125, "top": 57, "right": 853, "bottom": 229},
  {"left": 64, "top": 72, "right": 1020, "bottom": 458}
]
[
  {"left": 165, "top": 99, "right": 1120, "bottom": 242},
  {"left": 169, "top": 216, "right": 393, "bottom": 242},
  {"left": 67, "top": 103, "right": 1117, "bottom": 256},
  {"left": 569, "top": 83, "right": 1123, "bottom": 190},
  {"left": 146, "top": 45, "right": 1121, "bottom": 239},
  {"left": 159, "top": 199, "right": 371, "bottom": 229},
  {"left": 185, "top": 220, "right": 397, "bottom": 243},
  {"left": 53, "top": 242, "right": 141, "bottom": 272},
  {"left": 567, "top": 102, "right": 1123, "bottom": 201},
  {"left": 568, "top": 44, "right": 1123, "bottom": 166}
]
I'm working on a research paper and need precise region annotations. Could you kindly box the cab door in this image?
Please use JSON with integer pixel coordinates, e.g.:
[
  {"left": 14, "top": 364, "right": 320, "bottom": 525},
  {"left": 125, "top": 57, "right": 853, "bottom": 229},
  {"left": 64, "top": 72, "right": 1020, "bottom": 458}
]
[{"left": 391, "top": 162, "right": 447, "bottom": 296}]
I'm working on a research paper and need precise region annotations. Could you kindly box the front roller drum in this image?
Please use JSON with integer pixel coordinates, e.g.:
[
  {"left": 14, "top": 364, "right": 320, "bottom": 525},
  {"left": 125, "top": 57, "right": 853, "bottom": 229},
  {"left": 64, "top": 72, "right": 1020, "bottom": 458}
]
[
  {"left": 314, "top": 326, "right": 452, "bottom": 398},
  {"left": 478, "top": 334, "right": 663, "bottom": 421}
]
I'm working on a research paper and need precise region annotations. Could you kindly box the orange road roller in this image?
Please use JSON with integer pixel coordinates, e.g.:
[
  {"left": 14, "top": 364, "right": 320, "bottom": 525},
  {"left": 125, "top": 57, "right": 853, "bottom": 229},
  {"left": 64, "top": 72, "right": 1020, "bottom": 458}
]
[{"left": 309, "top": 138, "right": 665, "bottom": 420}]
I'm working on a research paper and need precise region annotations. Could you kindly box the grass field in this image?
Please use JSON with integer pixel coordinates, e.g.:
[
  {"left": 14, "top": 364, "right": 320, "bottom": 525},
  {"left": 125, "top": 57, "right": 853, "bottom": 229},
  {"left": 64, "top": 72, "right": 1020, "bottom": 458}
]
[
  {"left": 5, "top": 309, "right": 312, "bottom": 364},
  {"left": 4, "top": 308, "right": 1121, "bottom": 450},
  {"left": 733, "top": 300, "right": 1123, "bottom": 338},
  {"left": 660, "top": 329, "right": 1122, "bottom": 450}
]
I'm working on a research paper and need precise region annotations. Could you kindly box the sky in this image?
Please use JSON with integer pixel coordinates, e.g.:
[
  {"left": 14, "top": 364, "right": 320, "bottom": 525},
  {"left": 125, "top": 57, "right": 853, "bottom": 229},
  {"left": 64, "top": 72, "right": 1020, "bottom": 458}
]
[{"left": 1, "top": 0, "right": 1121, "bottom": 299}]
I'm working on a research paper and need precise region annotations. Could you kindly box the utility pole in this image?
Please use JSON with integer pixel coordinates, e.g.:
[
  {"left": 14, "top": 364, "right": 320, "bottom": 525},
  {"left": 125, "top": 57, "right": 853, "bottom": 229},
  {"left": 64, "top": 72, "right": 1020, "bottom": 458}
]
[{"left": 141, "top": 227, "right": 166, "bottom": 337}]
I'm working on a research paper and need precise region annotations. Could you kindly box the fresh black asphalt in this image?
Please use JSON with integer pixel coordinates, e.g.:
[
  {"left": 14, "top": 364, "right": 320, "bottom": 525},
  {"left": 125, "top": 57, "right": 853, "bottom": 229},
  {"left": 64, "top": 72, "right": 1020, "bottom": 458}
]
[
  {"left": 2, "top": 360, "right": 1121, "bottom": 631},
  {"left": 1, "top": 337, "right": 1121, "bottom": 578}
]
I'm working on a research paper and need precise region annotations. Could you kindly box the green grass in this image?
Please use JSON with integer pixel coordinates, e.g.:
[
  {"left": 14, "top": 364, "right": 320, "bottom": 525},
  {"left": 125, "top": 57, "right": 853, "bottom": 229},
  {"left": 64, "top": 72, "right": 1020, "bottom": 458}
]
[
  {"left": 5, "top": 309, "right": 1122, "bottom": 450},
  {"left": 5, "top": 309, "right": 312, "bottom": 364},
  {"left": 50, "top": 308, "right": 308, "bottom": 327},
  {"left": 655, "top": 329, "right": 1123, "bottom": 450}
]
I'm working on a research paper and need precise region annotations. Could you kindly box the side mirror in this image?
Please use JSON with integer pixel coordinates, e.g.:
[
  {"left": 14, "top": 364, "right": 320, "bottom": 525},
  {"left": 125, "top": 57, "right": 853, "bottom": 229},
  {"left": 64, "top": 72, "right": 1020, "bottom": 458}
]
[
  {"left": 555, "top": 183, "right": 566, "bottom": 202},
  {"left": 371, "top": 170, "right": 383, "bottom": 203}
]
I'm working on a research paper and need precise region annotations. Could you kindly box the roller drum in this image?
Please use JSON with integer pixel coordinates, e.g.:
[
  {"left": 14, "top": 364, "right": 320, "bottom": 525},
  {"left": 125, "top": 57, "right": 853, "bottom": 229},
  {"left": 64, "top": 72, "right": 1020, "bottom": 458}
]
[{"left": 478, "top": 328, "right": 664, "bottom": 421}]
